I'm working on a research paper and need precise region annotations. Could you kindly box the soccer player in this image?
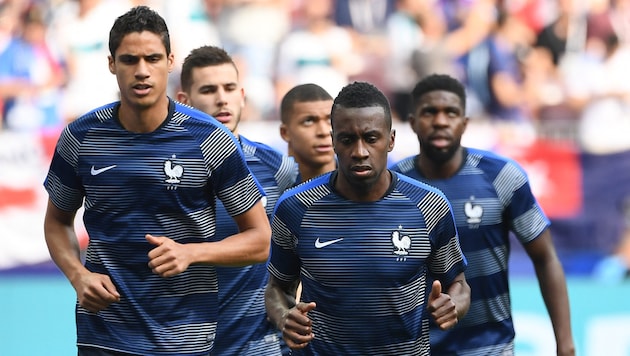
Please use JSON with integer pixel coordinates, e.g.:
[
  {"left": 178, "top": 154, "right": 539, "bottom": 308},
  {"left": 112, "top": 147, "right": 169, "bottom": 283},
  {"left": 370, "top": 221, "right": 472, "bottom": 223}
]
[
  {"left": 279, "top": 83, "right": 336, "bottom": 182},
  {"left": 177, "top": 45, "right": 299, "bottom": 356},
  {"left": 390, "top": 73, "right": 575, "bottom": 355},
  {"left": 43, "top": 7, "right": 271, "bottom": 355},
  {"left": 265, "top": 81, "right": 470, "bottom": 355}
]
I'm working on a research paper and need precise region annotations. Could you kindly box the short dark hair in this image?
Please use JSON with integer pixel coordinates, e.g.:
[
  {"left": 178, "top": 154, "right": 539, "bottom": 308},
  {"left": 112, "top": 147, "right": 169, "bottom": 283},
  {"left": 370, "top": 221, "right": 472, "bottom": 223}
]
[
  {"left": 109, "top": 6, "right": 171, "bottom": 57},
  {"left": 411, "top": 74, "right": 467, "bottom": 111},
  {"left": 180, "top": 46, "right": 237, "bottom": 92},
  {"left": 280, "top": 84, "right": 333, "bottom": 124},
  {"left": 332, "top": 81, "right": 392, "bottom": 130}
]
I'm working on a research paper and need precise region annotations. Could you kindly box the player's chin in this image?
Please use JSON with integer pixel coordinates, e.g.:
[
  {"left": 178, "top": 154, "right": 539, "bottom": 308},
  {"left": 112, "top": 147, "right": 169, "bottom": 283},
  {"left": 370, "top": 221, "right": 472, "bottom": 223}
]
[
  {"left": 129, "top": 95, "right": 159, "bottom": 109},
  {"left": 349, "top": 168, "right": 375, "bottom": 181},
  {"left": 312, "top": 150, "right": 334, "bottom": 160}
]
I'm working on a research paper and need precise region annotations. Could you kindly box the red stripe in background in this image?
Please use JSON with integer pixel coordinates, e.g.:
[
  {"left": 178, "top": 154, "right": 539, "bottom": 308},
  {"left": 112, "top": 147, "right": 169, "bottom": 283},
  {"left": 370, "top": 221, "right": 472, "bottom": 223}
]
[
  {"left": 502, "top": 139, "right": 583, "bottom": 219},
  {"left": 0, "top": 187, "right": 37, "bottom": 209}
]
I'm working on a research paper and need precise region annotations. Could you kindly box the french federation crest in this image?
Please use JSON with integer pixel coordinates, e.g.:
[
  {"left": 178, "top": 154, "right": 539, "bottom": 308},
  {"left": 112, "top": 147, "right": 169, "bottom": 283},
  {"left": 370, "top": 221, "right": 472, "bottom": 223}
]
[
  {"left": 164, "top": 154, "right": 184, "bottom": 189},
  {"left": 464, "top": 196, "right": 483, "bottom": 226},
  {"left": 392, "top": 228, "right": 411, "bottom": 261}
]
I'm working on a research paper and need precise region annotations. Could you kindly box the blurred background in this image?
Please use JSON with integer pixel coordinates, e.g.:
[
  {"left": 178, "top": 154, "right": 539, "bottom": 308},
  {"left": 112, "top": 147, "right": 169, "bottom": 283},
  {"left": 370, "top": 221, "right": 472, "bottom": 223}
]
[{"left": 0, "top": 0, "right": 629, "bottom": 355}]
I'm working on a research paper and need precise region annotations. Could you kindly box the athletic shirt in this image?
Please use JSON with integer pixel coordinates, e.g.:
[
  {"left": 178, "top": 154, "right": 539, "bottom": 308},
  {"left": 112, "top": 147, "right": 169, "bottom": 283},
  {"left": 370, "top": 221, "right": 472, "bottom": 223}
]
[
  {"left": 43, "top": 99, "right": 264, "bottom": 355},
  {"left": 268, "top": 171, "right": 467, "bottom": 356},
  {"left": 390, "top": 148, "right": 550, "bottom": 355},
  {"left": 213, "top": 135, "right": 299, "bottom": 355}
]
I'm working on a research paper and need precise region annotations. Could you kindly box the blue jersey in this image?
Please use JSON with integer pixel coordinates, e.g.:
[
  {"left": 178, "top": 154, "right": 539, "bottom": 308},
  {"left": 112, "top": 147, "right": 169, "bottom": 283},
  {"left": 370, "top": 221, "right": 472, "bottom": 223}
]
[
  {"left": 390, "top": 148, "right": 550, "bottom": 355},
  {"left": 43, "top": 99, "right": 264, "bottom": 355},
  {"left": 213, "top": 136, "right": 299, "bottom": 355},
  {"left": 268, "top": 171, "right": 467, "bottom": 356}
]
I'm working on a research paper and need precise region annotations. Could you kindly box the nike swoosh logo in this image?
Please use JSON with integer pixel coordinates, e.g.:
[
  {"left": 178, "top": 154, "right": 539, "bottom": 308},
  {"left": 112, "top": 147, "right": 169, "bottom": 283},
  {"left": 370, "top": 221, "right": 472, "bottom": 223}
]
[
  {"left": 91, "top": 165, "right": 117, "bottom": 175},
  {"left": 315, "top": 237, "right": 344, "bottom": 249}
]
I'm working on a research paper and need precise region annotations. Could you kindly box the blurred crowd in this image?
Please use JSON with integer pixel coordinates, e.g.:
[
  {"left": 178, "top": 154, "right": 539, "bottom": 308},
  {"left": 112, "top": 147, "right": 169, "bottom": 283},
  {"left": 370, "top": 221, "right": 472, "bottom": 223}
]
[{"left": 1, "top": 0, "right": 629, "bottom": 156}]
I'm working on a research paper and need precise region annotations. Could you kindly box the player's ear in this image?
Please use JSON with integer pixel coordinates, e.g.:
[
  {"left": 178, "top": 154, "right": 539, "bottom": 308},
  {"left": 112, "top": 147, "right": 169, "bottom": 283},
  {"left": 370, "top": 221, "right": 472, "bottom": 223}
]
[
  {"left": 279, "top": 124, "right": 289, "bottom": 142},
  {"left": 176, "top": 91, "right": 190, "bottom": 105},
  {"left": 167, "top": 52, "right": 175, "bottom": 73},
  {"left": 108, "top": 55, "right": 115, "bottom": 74},
  {"left": 388, "top": 129, "right": 396, "bottom": 152}
]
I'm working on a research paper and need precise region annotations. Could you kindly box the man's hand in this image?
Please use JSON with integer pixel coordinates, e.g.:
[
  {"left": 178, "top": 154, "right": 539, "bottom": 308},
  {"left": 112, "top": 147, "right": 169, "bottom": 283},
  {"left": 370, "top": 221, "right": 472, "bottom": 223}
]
[
  {"left": 72, "top": 272, "right": 120, "bottom": 313},
  {"left": 146, "top": 234, "right": 193, "bottom": 277},
  {"left": 279, "top": 301, "right": 316, "bottom": 349},
  {"left": 427, "top": 280, "right": 459, "bottom": 330}
]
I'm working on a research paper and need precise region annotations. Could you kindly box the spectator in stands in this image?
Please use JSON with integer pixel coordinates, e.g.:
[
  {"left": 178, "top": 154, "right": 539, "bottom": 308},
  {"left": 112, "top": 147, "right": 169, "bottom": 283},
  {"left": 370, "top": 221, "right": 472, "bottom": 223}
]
[
  {"left": 332, "top": 0, "right": 395, "bottom": 97},
  {"left": 48, "top": 0, "right": 127, "bottom": 123},
  {"left": 432, "top": 0, "right": 497, "bottom": 59},
  {"left": 383, "top": 0, "right": 429, "bottom": 121},
  {"left": 383, "top": 0, "right": 462, "bottom": 121},
  {"left": 390, "top": 73, "right": 575, "bottom": 356},
  {"left": 563, "top": 29, "right": 630, "bottom": 155},
  {"left": 0, "top": 2, "right": 65, "bottom": 131},
  {"left": 523, "top": 0, "right": 582, "bottom": 130},
  {"left": 609, "top": 0, "right": 630, "bottom": 45},
  {"left": 154, "top": 0, "right": 223, "bottom": 97},
  {"left": 534, "top": 0, "right": 579, "bottom": 66},
  {"left": 274, "top": 0, "right": 362, "bottom": 106},
  {"left": 216, "top": 0, "right": 291, "bottom": 120},
  {"left": 405, "top": 0, "right": 496, "bottom": 119},
  {"left": 0, "top": 1, "right": 18, "bottom": 129},
  {"left": 333, "top": 0, "right": 394, "bottom": 35},
  {"left": 458, "top": 8, "right": 535, "bottom": 124}
]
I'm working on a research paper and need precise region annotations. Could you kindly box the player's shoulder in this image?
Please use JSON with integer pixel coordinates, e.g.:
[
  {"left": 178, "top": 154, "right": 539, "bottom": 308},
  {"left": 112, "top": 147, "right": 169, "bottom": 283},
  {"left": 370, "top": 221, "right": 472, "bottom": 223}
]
[
  {"left": 172, "top": 100, "right": 238, "bottom": 139},
  {"left": 467, "top": 147, "right": 527, "bottom": 176},
  {"left": 241, "top": 135, "right": 298, "bottom": 177},
  {"left": 468, "top": 147, "right": 509, "bottom": 164},
  {"left": 278, "top": 172, "right": 332, "bottom": 204},
  {"left": 394, "top": 170, "right": 448, "bottom": 199},
  {"left": 240, "top": 135, "right": 284, "bottom": 159},
  {"left": 173, "top": 100, "right": 220, "bottom": 127},
  {"left": 287, "top": 172, "right": 330, "bottom": 194},
  {"left": 389, "top": 155, "right": 416, "bottom": 174},
  {"left": 65, "top": 101, "right": 119, "bottom": 137}
]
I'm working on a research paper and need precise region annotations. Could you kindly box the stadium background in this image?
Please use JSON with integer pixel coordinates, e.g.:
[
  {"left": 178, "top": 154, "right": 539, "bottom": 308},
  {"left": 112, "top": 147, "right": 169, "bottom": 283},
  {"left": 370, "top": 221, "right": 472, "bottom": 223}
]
[{"left": 1, "top": 0, "right": 630, "bottom": 355}]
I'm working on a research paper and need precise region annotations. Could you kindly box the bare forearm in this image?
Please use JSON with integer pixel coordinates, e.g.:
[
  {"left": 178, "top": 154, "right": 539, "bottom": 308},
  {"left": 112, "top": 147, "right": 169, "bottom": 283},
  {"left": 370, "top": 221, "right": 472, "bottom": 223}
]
[
  {"left": 265, "top": 280, "right": 297, "bottom": 330},
  {"left": 193, "top": 201, "right": 271, "bottom": 266},
  {"left": 44, "top": 220, "right": 87, "bottom": 285},
  {"left": 447, "top": 277, "right": 471, "bottom": 320},
  {"left": 535, "top": 261, "right": 575, "bottom": 354},
  {"left": 189, "top": 228, "right": 270, "bottom": 266}
]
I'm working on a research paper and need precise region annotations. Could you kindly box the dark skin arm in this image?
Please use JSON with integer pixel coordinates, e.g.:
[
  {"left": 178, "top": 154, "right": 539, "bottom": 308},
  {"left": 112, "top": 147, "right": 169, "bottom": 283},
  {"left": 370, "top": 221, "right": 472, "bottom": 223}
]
[
  {"left": 427, "top": 272, "right": 470, "bottom": 330},
  {"left": 265, "top": 275, "right": 316, "bottom": 350},
  {"left": 524, "top": 229, "right": 575, "bottom": 356},
  {"left": 265, "top": 271, "right": 469, "bottom": 347}
]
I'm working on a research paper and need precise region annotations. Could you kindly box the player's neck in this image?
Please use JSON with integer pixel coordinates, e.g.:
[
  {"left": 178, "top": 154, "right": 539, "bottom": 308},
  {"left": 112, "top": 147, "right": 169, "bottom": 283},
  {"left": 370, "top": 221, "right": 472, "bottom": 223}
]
[
  {"left": 334, "top": 169, "right": 392, "bottom": 202},
  {"left": 300, "top": 161, "right": 336, "bottom": 182},
  {"left": 417, "top": 148, "right": 466, "bottom": 180},
  {"left": 118, "top": 97, "right": 170, "bottom": 133}
]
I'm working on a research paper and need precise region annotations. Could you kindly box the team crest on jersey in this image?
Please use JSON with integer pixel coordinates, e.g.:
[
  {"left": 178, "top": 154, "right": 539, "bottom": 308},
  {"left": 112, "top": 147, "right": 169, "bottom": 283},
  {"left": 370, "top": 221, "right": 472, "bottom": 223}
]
[
  {"left": 392, "top": 227, "right": 411, "bottom": 261},
  {"left": 464, "top": 196, "right": 483, "bottom": 226},
  {"left": 164, "top": 154, "right": 184, "bottom": 189}
]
